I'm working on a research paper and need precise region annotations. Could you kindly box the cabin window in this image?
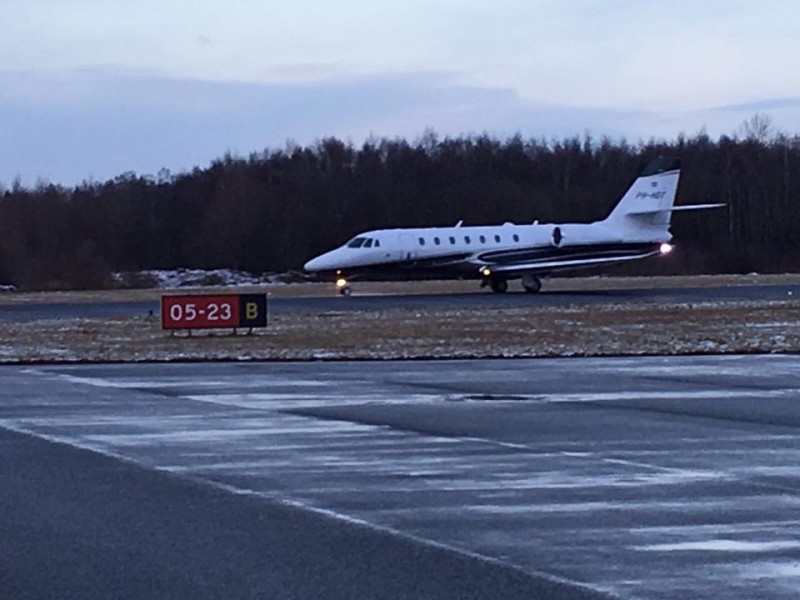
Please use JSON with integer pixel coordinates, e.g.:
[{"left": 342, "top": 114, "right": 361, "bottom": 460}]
[
  {"left": 494, "top": 234, "right": 501, "bottom": 243},
  {"left": 418, "top": 237, "right": 425, "bottom": 246},
  {"left": 513, "top": 234, "right": 519, "bottom": 243},
  {"left": 374, "top": 239, "right": 380, "bottom": 247},
  {"left": 434, "top": 237, "right": 441, "bottom": 245},
  {"left": 465, "top": 236, "right": 471, "bottom": 244},
  {"left": 479, "top": 235, "right": 486, "bottom": 243},
  {"left": 449, "top": 236, "right": 456, "bottom": 244},
  {"left": 363, "top": 238, "right": 373, "bottom": 248},
  {"left": 347, "top": 237, "right": 366, "bottom": 248}
]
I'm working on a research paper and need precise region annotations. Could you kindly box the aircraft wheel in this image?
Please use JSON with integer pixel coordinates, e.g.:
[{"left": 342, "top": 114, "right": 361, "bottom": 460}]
[
  {"left": 339, "top": 286, "right": 352, "bottom": 296},
  {"left": 522, "top": 274, "right": 542, "bottom": 293},
  {"left": 490, "top": 278, "right": 508, "bottom": 294}
]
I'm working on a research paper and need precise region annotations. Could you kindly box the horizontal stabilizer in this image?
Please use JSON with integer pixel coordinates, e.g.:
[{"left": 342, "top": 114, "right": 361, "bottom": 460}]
[
  {"left": 626, "top": 203, "right": 725, "bottom": 216},
  {"left": 670, "top": 203, "right": 726, "bottom": 211}
]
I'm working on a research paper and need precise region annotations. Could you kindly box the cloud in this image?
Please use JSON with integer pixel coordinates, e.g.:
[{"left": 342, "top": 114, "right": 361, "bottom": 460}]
[
  {"left": 0, "top": 70, "right": 628, "bottom": 185},
  {"left": 0, "top": 69, "right": 798, "bottom": 186},
  {"left": 4, "top": 0, "right": 800, "bottom": 111},
  {"left": 715, "top": 97, "right": 800, "bottom": 113}
]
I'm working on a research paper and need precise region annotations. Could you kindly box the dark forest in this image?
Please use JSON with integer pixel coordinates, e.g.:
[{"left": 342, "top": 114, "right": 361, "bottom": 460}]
[{"left": 1, "top": 118, "right": 798, "bottom": 290}]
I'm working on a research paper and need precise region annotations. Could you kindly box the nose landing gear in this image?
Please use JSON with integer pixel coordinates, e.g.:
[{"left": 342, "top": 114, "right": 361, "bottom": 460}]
[
  {"left": 479, "top": 267, "right": 508, "bottom": 293},
  {"left": 335, "top": 276, "right": 352, "bottom": 296},
  {"left": 479, "top": 272, "right": 541, "bottom": 294},
  {"left": 489, "top": 278, "right": 508, "bottom": 293},
  {"left": 480, "top": 275, "right": 508, "bottom": 293}
]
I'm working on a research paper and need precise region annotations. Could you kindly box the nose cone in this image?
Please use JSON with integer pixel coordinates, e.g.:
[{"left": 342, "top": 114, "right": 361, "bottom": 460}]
[
  {"left": 303, "top": 256, "right": 325, "bottom": 272},
  {"left": 304, "top": 250, "right": 338, "bottom": 273}
]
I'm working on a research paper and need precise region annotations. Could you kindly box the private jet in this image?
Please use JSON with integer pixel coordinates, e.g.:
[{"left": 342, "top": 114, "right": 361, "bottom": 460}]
[{"left": 303, "top": 157, "right": 723, "bottom": 294}]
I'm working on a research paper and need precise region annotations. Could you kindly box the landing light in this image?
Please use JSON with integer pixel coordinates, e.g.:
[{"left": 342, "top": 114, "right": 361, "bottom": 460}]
[
  {"left": 480, "top": 267, "right": 492, "bottom": 277},
  {"left": 335, "top": 277, "right": 349, "bottom": 288},
  {"left": 659, "top": 243, "right": 674, "bottom": 256}
]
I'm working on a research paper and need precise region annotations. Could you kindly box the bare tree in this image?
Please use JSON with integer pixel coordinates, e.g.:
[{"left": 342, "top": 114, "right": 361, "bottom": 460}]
[{"left": 739, "top": 113, "right": 774, "bottom": 143}]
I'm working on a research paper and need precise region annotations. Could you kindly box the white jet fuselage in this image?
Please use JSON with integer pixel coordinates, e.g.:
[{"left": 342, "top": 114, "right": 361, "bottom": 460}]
[
  {"left": 303, "top": 221, "right": 656, "bottom": 279},
  {"left": 304, "top": 158, "right": 721, "bottom": 292}
]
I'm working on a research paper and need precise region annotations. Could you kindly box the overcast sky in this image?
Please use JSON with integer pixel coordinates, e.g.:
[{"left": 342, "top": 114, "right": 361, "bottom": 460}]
[{"left": 2, "top": 0, "right": 799, "bottom": 185}]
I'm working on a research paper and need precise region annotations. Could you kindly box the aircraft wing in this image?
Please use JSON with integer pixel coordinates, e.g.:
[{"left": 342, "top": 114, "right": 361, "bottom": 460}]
[{"left": 477, "top": 251, "right": 660, "bottom": 275}]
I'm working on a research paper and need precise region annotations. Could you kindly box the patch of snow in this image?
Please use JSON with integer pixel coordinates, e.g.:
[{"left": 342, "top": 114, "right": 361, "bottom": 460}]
[
  {"left": 772, "top": 335, "right": 788, "bottom": 347},
  {"left": 0, "top": 284, "right": 16, "bottom": 292},
  {"left": 635, "top": 540, "right": 800, "bottom": 553},
  {"left": 157, "top": 269, "right": 262, "bottom": 288},
  {"left": 112, "top": 268, "right": 311, "bottom": 289},
  {"left": 741, "top": 561, "right": 800, "bottom": 580}
]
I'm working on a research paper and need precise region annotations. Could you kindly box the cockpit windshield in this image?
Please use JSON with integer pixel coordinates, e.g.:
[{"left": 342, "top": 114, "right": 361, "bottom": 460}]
[
  {"left": 346, "top": 236, "right": 380, "bottom": 248},
  {"left": 347, "top": 237, "right": 367, "bottom": 248}
]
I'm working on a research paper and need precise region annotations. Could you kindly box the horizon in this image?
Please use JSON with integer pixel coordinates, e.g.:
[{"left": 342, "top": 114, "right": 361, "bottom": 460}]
[
  {"left": 0, "top": 119, "right": 786, "bottom": 190},
  {"left": 3, "top": 0, "right": 799, "bottom": 186}
]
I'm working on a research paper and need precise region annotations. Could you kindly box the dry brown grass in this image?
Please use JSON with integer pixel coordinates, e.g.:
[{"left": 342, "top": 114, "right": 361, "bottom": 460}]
[{"left": 0, "top": 298, "right": 796, "bottom": 363}]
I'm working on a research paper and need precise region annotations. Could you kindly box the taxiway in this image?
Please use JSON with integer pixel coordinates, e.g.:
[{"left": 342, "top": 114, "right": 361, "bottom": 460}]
[
  {"left": 2, "top": 356, "right": 800, "bottom": 599},
  {"left": 0, "top": 283, "right": 797, "bottom": 322}
]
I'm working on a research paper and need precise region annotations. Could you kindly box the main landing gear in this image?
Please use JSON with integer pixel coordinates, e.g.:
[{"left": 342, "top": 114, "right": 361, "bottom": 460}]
[{"left": 521, "top": 274, "right": 542, "bottom": 294}]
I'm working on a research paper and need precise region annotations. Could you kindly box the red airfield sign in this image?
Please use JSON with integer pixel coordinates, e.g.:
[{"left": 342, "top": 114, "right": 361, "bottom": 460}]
[{"left": 161, "top": 294, "right": 267, "bottom": 330}]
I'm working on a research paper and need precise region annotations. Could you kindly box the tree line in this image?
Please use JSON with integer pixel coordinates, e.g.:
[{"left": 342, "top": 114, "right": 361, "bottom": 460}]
[{"left": 1, "top": 118, "right": 798, "bottom": 290}]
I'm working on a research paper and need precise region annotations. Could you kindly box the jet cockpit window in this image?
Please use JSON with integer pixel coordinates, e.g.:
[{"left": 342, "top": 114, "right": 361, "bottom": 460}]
[
  {"left": 364, "top": 239, "right": 373, "bottom": 248},
  {"left": 374, "top": 239, "right": 380, "bottom": 247},
  {"left": 347, "top": 237, "right": 367, "bottom": 248}
]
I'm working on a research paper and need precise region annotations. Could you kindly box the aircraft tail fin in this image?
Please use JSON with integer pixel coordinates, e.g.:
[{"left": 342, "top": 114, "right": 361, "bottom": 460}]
[
  {"left": 602, "top": 157, "right": 723, "bottom": 235},
  {"left": 603, "top": 157, "right": 682, "bottom": 232}
]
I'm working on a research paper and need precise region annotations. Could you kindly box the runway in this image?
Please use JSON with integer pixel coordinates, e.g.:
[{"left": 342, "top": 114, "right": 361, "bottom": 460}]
[
  {"left": 0, "top": 282, "right": 797, "bottom": 321},
  {"left": 2, "top": 356, "right": 800, "bottom": 599}
]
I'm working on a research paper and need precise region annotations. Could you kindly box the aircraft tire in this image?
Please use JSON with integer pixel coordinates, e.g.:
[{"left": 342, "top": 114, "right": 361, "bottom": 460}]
[
  {"left": 340, "top": 286, "right": 352, "bottom": 296},
  {"left": 490, "top": 278, "right": 508, "bottom": 294},
  {"left": 522, "top": 275, "right": 542, "bottom": 293}
]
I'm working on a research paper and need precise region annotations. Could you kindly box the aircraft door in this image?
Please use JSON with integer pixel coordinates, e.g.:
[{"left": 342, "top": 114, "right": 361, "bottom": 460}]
[
  {"left": 398, "top": 233, "right": 416, "bottom": 261},
  {"left": 551, "top": 226, "right": 563, "bottom": 247}
]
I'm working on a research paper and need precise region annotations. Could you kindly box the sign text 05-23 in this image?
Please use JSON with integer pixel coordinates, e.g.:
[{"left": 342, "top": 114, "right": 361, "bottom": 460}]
[{"left": 161, "top": 294, "right": 267, "bottom": 330}]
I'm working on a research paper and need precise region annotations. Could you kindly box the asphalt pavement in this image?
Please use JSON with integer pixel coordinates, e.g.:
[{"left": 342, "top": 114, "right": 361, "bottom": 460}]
[
  {"left": 0, "top": 282, "right": 797, "bottom": 322},
  {"left": 2, "top": 356, "right": 800, "bottom": 599}
]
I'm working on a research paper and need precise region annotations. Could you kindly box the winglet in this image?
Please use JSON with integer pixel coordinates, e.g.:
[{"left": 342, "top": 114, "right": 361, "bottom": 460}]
[{"left": 640, "top": 157, "right": 681, "bottom": 176}]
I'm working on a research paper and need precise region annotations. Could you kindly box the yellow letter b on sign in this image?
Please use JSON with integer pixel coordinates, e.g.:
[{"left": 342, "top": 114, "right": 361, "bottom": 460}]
[
  {"left": 246, "top": 302, "right": 258, "bottom": 320},
  {"left": 238, "top": 294, "right": 267, "bottom": 327}
]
